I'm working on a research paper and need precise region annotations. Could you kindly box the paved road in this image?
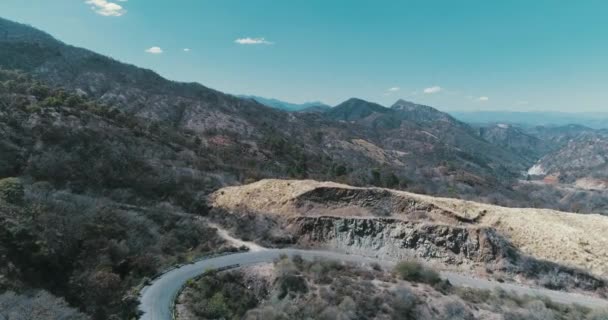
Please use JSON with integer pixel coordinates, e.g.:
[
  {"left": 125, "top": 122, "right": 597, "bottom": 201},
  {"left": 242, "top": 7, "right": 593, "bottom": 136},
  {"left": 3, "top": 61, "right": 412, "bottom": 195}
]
[{"left": 138, "top": 249, "right": 608, "bottom": 320}]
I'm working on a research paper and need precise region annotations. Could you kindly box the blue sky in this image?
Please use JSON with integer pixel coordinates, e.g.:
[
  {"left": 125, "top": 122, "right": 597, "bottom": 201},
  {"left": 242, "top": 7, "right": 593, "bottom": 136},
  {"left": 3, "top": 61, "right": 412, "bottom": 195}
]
[{"left": 1, "top": 0, "right": 607, "bottom": 111}]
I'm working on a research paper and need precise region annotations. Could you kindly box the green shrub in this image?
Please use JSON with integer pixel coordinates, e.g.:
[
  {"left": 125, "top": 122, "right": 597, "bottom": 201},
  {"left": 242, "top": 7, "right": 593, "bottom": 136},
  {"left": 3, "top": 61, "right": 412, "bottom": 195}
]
[
  {"left": 277, "top": 274, "right": 308, "bottom": 299},
  {"left": 394, "top": 260, "right": 441, "bottom": 285},
  {"left": 0, "top": 177, "right": 24, "bottom": 204},
  {"left": 206, "top": 292, "right": 230, "bottom": 318}
]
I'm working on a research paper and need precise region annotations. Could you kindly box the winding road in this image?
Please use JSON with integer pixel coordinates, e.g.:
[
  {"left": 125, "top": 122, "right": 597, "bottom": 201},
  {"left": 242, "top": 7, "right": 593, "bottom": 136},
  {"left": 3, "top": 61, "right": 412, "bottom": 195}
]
[{"left": 138, "top": 248, "right": 608, "bottom": 320}]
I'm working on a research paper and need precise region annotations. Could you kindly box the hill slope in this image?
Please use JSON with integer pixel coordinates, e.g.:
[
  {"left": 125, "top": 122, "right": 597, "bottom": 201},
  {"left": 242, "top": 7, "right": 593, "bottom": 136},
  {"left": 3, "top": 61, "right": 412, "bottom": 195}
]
[
  {"left": 2, "top": 16, "right": 606, "bottom": 213},
  {"left": 0, "top": 17, "right": 532, "bottom": 201},
  {"left": 211, "top": 179, "right": 608, "bottom": 278},
  {"left": 477, "top": 124, "right": 554, "bottom": 163}
]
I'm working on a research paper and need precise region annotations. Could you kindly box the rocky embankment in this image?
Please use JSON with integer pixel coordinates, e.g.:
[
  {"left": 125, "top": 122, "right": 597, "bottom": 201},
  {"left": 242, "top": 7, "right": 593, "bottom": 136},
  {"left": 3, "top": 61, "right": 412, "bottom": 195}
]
[
  {"left": 209, "top": 179, "right": 608, "bottom": 295},
  {"left": 287, "top": 216, "right": 507, "bottom": 265}
]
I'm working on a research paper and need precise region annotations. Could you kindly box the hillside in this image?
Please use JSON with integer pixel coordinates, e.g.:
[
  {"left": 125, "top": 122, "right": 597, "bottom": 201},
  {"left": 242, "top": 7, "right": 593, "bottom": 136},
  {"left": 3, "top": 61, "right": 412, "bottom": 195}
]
[
  {"left": 177, "top": 257, "right": 603, "bottom": 320},
  {"left": 477, "top": 123, "right": 554, "bottom": 163},
  {"left": 211, "top": 179, "right": 608, "bottom": 278},
  {"left": 0, "top": 16, "right": 549, "bottom": 208},
  {"left": 530, "top": 131, "right": 608, "bottom": 184},
  {"left": 324, "top": 98, "right": 531, "bottom": 189},
  {"left": 2, "top": 4, "right": 608, "bottom": 320},
  {"left": 0, "top": 69, "right": 236, "bottom": 318}
]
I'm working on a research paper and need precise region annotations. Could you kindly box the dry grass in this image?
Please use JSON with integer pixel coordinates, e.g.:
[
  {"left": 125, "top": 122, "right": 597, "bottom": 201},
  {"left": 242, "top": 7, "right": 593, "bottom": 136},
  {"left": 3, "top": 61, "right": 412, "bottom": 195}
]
[{"left": 211, "top": 179, "right": 608, "bottom": 276}]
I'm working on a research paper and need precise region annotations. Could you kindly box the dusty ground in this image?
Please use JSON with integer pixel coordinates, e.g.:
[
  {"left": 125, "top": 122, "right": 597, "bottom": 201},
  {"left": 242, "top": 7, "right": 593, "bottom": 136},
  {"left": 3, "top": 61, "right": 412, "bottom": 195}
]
[
  {"left": 211, "top": 179, "right": 608, "bottom": 276},
  {"left": 204, "top": 220, "right": 266, "bottom": 252}
]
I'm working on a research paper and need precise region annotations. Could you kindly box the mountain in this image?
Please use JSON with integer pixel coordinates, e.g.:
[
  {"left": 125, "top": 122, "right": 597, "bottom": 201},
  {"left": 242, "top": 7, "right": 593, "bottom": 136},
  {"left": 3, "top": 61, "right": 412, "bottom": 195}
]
[
  {"left": 325, "top": 98, "right": 531, "bottom": 180},
  {"left": 524, "top": 124, "right": 597, "bottom": 145},
  {"left": 238, "top": 95, "right": 330, "bottom": 112},
  {"left": 2, "top": 17, "right": 608, "bottom": 319},
  {"left": 0, "top": 17, "right": 292, "bottom": 136},
  {"left": 325, "top": 98, "right": 391, "bottom": 121},
  {"left": 391, "top": 99, "right": 457, "bottom": 124},
  {"left": 476, "top": 123, "right": 554, "bottom": 163},
  {"left": 296, "top": 104, "right": 331, "bottom": 113},
  {"left": 451, "top": 111, "right": 608, "bottom": 129},
  {"left": 529, "top": 131, "right": 608, "bottom": 185},
  {"left": 2, "top": 16, "right": 606, "bottom": 211}
]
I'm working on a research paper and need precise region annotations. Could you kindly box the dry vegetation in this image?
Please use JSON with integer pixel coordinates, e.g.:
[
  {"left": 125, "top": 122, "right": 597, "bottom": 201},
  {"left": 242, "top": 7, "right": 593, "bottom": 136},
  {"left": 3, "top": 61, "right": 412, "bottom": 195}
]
[
  {"left": 211, "top": 179, "right": 608, "bottom": 277},
  {"left": 178, "top": 256, "right": 607, "bottom": 320}
]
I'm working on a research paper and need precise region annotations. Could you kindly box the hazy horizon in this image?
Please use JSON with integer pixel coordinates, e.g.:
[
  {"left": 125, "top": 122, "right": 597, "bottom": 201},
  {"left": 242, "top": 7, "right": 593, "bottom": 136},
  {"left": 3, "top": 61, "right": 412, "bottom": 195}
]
[{"left": 1, "top": 1, "right": 607, "bottom": 112}]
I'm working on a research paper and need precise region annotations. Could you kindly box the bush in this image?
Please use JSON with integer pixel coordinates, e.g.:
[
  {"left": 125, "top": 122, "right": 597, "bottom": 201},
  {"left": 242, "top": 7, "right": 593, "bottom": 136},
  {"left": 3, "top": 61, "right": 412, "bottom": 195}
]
[
  {"left": 0, "top": 290, "right": 87, "bottom": 320},
  {"left": 394, "top": 260, "right": 441, "bottom": 285},
  {"left": 0, "top": 177, "right": 24, "bottom": 204},
  {"left": 588, "top": 310, "right": 608, "bottom": 320},
  {"left": 391, "top": 287, "right": 417, "bottom": 319},
  {"left": 206, "top": 292, "right": 230, "bottom": 318},
  {"left": 277, "top": 274, "right": 308, "bottom": 299},
  {"left": 442, "top": 300, "right": 474, "bottom": 320}
]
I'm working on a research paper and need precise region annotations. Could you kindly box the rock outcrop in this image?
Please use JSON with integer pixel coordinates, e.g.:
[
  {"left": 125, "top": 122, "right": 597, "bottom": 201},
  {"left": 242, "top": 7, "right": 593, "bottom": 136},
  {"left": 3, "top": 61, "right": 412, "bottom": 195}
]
[{"left": 287, "top": 216, "right": 511, "bottom": 265}]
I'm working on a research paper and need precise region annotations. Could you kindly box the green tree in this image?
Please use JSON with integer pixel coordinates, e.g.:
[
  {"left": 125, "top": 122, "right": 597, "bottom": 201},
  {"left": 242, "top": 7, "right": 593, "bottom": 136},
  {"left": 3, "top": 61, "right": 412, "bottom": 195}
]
[
  {"left": 384, "top": 173, "right": 400, "bottom": 188},
  {"left": 207, "top": 292, "right": 230, "bottom": 318},
  {"left": 0, "top": 177, "right": 24, "bottom": 204},
  {"left": 394, "top": 260, "right": 440, "bottom": 285},
  {"left": 332, "top": 164, "right": 347, "bottom": 177},
  {"left": 370, "top": 168, "right": 381, "bottom": 186}
]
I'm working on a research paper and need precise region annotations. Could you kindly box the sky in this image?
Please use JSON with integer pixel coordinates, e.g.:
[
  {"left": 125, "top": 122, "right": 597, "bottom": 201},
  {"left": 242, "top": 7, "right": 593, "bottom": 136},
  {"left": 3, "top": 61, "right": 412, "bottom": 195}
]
[{"left": 0, "top": 0, "right": 607, "bottom": 112}]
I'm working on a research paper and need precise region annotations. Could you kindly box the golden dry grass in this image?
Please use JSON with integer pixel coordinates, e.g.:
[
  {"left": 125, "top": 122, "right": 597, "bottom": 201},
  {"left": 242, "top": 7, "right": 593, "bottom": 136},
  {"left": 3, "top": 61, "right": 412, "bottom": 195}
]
[{"left": 211, "top": 179, "right": 608, "bottom": 276}]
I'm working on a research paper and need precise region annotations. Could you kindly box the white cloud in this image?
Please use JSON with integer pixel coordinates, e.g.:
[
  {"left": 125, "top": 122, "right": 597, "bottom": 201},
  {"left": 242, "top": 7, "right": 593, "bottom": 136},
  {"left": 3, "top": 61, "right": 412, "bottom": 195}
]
[
  {"left": 85, "top": 0, "right": 126, "bottom": 16},
  {"left": 423, "top": 86, "right": 442, "bottom": 94},
  {"left": 145, "top": 46, "right": 163, "bottom": 54},
  {"left": 235, "top": 37, "right": 274, "bottom": 45},
  {"left": 478, "top": 96, "right": 489, "bottom": 101},
  {"left": 183, "top": 48, "right": 191, "bottom": 52},
  {"left": 383, "top": 87, "right": 401, "bottom": 96}
]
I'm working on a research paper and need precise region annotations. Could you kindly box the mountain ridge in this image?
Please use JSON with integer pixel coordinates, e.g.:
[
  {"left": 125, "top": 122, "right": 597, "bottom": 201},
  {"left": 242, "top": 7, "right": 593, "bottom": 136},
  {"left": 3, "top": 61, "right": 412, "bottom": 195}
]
[
  {"left": 237, "top": 94, "right": 330, "bottom": 112},
  {"left": 3, "top": 15, "right": 607, "bottom": 214}
]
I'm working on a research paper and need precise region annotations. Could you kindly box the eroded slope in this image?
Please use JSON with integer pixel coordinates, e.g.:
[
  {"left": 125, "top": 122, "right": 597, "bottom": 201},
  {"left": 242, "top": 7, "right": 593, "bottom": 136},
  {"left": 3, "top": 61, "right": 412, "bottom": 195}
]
[{"left": 211, "top": 179, "right": 608, "bottom": 277}]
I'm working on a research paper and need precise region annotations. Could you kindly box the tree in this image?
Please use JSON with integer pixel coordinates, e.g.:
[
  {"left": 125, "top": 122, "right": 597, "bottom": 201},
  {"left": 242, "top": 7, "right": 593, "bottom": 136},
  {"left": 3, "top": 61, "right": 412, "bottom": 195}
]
[
  {"left": 332, "top": 164, "right": 347, "bottom": 177},
  {"left": 370, "top": 168, "right": 381, "bottom": 186},
  {"left": 206, "top": 292, "right": 230, "bottom": 318},
  {"left": 384, "top": 173, "right": 400, "bottom": 188},
  {"left": 0, "top": 177, "right": 24, "bottom": 204}
]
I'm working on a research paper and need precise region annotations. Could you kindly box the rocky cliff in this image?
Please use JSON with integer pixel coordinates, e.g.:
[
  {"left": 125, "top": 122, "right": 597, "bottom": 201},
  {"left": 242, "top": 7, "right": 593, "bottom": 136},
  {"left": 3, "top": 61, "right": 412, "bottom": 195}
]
[{"left": 287, "top": 216, "right": 510, "bottom": 265}]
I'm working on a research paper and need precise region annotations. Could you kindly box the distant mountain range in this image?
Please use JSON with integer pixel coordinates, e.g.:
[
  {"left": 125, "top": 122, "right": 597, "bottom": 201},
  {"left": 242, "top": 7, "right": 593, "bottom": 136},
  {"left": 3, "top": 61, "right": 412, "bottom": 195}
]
[
  {"left": 0, "top": 17, "right": 530, "bottom": 200},
  {"left": 245, "top": 97, "right": 608, "bottom": 130},
  {"left": 451, "top": 111, "right": 608, "bottom": 129},
  {"left": 1, "top": 15, "right": 607, "bottom": 212},
  {"left": 237, "top": 95, "right": 330, "bottom": 112}
]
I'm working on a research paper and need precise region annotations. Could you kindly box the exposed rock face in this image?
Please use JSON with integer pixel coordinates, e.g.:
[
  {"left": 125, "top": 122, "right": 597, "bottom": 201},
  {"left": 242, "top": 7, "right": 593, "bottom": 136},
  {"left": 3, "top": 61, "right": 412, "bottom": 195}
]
[
  {"left": 293, "top": 186, "right": 481, "bottom": 224},
  {"left": 212, "top": 179, "right": 608, "bottom": 277},
  {"left": 287, "top": 216, "right": 510, "bottom": 265}
]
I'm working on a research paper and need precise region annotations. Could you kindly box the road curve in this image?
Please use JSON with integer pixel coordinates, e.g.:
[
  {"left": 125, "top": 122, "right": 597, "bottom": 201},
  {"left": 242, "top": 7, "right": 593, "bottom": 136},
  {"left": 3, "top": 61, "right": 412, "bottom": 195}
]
[{"left": 138, "top": 249, "right": 608, "bottom": 320}]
